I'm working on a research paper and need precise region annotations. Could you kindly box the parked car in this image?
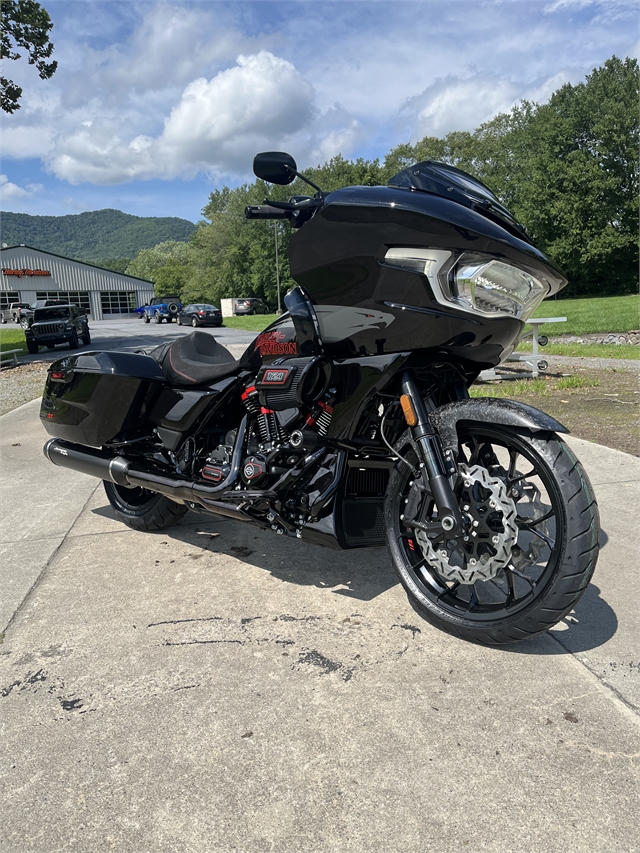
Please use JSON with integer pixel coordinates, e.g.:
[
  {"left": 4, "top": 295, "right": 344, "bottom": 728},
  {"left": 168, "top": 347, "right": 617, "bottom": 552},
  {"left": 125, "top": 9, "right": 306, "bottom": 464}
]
[
  {"left": 1, "top": 302, "right": 31, "bottom": 324},
  {"left": 234, "top": 298, "right": 269, "bottom": 315},
  {"left": 177, "top": 304, "right": 223, "bottom": 328},
  {"left": 20, "top": 299, "right": 69, "bottom": 329},
  {"left": 25, "top": 304, "right": 90, "bottom": 354},
  {"left": 142, "top": 295, "right": 182, "bottom": 323}
]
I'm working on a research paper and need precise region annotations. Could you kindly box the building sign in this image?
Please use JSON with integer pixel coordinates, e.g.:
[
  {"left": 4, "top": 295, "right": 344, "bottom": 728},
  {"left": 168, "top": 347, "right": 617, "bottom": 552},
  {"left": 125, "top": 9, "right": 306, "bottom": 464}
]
[{"left": 2, "top": 268, "right": 51, "bottom": 277}]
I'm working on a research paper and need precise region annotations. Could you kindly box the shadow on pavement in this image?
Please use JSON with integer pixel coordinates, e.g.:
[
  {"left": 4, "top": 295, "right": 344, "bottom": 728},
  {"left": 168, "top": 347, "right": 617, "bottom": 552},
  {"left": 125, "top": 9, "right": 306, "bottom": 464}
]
[
  {"left": 91, "top": 504, "right": 398, "bottom": 602},
  {"left": 91, "top": 504, "right": 617, "bottom": 651}
]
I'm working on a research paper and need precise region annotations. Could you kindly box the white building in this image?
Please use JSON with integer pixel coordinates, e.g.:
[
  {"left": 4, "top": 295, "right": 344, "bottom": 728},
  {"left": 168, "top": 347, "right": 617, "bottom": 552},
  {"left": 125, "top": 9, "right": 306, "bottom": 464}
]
[{"left": 1, "top": 245, "right": 155, "bottom": 320}]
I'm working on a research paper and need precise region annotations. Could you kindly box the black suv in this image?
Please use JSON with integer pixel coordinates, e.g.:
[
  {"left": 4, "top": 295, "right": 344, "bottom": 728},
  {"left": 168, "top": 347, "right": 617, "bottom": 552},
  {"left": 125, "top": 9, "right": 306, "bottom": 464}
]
[{"left": 25, "top": 304, "right": 91, "bottom": 354}]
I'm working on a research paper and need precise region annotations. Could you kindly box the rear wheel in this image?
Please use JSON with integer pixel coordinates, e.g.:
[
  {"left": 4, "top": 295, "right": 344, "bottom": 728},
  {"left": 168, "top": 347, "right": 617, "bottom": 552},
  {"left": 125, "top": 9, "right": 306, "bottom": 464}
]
[
  {"left": 154, "top": 313, "right": 162, "bottom": 324},
  {"left": 191, "top": 317, "right": 198, "bottom": 327},
  {"left": 385, "top": 425, "right": 599, "bottom": 645},
  {"left": 83, "top": 327, "right": 91, "bottom": 345},
  {"left": 104, "top": 481, "right": 188, "bottom": 531},
  {"left": 144, "top": 314, "right": 150, "bottom": 323}
]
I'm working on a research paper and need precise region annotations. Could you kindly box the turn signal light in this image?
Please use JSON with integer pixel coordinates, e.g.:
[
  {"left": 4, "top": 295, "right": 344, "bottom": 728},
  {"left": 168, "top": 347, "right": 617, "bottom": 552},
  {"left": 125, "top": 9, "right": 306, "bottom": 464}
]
[{"left": 400, "top": 394, "right": 418, "bottom": 427}]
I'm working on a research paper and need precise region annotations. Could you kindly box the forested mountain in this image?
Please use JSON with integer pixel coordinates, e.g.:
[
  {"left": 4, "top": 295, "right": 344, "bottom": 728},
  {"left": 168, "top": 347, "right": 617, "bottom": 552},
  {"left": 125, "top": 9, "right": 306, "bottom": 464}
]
[
  {"left": 0, "top": 208, "right": 195, "bottom": 265},
  {"left": 144, "top": 55, "right": 638, "bottom": 307}
]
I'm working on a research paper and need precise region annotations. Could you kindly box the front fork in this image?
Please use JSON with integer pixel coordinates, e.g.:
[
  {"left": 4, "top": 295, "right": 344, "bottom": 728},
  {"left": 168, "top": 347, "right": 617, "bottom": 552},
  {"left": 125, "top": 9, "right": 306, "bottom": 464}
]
[{"left": 400, "top": 373, "right": 462, "bottom": 533}]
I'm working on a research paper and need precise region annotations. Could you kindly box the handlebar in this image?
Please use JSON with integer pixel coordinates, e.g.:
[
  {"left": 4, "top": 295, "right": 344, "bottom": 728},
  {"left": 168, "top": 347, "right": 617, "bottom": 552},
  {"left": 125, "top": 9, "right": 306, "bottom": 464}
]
[{"left": 245, "top": 205, "right": 290, "bottom": 220}]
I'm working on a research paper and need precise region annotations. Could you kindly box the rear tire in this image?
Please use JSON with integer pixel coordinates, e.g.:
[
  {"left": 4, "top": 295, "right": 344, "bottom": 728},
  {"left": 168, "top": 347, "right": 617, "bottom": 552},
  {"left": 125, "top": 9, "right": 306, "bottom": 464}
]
[
  {"left": 104, "top": 481, "right": 188, "bottom": 531},
  {"left": 154, "top": 313, "right": 162, "bottom": 324},
  {"left": 191, "top": 317, "right": 198, "bottom": 327},
  {"left": 144, "top": 314, "right": 150, "bottom": 323},
  {"left": 83, "top": 327, "right": 91, "bottom": 345},
  {"left": 385, "top": 425, "right": 599, "bottom": 645}
]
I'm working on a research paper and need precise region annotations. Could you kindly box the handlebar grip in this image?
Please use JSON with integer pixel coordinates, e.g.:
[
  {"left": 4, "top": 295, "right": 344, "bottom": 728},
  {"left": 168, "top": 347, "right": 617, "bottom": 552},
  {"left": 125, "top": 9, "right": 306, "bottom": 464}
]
[{"left": 245, "top": 205, "right": 289, "bottom": 220}]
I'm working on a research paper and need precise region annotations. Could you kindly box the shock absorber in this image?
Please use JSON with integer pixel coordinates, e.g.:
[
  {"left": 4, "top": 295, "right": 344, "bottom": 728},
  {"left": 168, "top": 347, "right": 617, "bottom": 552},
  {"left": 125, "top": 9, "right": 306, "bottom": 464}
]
[
  {"left": 305, "top": 397, "right": 334, "bottom": 437},
  {"left": 260, "top": 407, "right": 280, "bottom": 444},
  {"left": 242, "top": 384, "right": 280, "bottom": 445}
]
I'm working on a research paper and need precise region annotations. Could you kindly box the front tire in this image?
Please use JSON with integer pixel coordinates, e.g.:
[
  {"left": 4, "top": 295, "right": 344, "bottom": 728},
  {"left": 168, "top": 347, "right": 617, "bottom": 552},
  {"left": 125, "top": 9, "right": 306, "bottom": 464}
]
[
  {"left": 104, "top": 481, "right": 188, "bottom": 531},
  {"left": 385, "top": 425, "right": 599, "bottom": 645},
  {"left": 144, "top": 314, "right": 150, "bottom": 323},
  {"left": 26, "top": 338, "right": 38, "bottom": 354}
]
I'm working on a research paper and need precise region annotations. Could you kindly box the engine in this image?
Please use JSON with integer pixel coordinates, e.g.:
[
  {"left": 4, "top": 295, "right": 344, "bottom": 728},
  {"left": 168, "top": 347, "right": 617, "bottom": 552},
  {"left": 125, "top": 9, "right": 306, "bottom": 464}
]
[{"left": 236, "top": 356, "right": 334, "bottom": 488}]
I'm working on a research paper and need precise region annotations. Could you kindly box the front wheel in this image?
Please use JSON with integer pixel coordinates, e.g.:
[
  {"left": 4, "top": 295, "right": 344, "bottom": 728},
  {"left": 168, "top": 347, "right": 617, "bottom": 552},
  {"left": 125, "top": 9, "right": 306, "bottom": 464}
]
[
  {"left": 143, "top": 314, "right": 150, "bottom": 323},
  {"left": 83, "top": 327, "right": 91, "bottom": 345},
  {"left": 385, "top": 425, "right": 599, "bottom": 645},
  {"left": 26, "top": 338, "right": 38, "bottom": 354},
  {"left": 104, "top": 481, "right": 188, "bottom": 531}
]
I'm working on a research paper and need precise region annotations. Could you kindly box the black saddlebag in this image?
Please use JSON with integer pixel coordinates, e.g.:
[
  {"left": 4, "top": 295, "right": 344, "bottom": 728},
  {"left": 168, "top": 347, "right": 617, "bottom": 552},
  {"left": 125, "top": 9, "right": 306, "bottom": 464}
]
[{"left": 40, "top": 351, "right": 165, "bottom": 447}]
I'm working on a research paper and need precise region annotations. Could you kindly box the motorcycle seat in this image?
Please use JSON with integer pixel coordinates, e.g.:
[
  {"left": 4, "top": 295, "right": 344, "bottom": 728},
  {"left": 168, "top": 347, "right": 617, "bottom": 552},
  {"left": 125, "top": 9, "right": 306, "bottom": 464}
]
[{"left": 151, "top": 331, "right": 240, "bottom": 386}]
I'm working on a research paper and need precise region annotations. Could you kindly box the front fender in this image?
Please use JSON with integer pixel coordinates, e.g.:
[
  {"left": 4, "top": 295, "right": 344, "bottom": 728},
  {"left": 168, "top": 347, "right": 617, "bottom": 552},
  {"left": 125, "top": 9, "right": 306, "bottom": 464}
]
[{"left": 429, "top": 398, "right": 568, "bottom": 453}]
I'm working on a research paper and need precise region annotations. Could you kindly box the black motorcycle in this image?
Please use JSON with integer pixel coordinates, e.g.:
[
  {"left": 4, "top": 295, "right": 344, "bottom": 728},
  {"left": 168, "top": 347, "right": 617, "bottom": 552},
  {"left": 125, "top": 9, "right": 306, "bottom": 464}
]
[{"left": 40, "top": 152, "right": 599, "bottom": 645}]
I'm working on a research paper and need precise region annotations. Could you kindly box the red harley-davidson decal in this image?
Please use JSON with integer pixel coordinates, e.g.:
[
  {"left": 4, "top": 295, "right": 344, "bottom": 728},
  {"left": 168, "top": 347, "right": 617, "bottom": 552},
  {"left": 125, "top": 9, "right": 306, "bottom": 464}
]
[
  {"left": 2, "top": 268, "right": 51, "bottom": 277},
  {"left": 255, "top": 329, "right": 298, "bottom": 357}
]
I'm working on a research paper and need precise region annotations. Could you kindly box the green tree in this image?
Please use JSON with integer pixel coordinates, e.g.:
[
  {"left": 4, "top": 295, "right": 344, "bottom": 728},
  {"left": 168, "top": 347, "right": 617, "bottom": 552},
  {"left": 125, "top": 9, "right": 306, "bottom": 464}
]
[
  {"left": 508, "top": 56, "right": 639, "bottom": 296},
  {"left": 1, "top": 0, "right": 57, "bottom": 113},
  {"left": 125, "top": 240, "right": 191, "bottom": 282}
]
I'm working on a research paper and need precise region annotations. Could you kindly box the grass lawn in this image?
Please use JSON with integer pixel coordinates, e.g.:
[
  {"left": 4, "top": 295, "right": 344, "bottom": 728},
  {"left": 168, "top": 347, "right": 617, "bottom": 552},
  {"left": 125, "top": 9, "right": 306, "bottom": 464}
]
[
  {"left": 517, "top": 342, "right": 639, "bottom": 359},
  {"left": 531, "top": 294, "right": 638, "bottom": 334},
  {"left": 0, "top": 328, "right": 27, "bottom": 356},
  {"left": 222, "top": 314, "right": 279, "bottom": 332}
]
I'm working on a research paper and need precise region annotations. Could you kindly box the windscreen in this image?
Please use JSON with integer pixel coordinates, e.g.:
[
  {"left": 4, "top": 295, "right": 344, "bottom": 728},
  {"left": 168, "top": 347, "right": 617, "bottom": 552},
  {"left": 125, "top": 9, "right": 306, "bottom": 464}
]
[
  {"left": 35, "top": 307, "right": 71, "bottom": 321},
  {"left": 388, "top": 160, "right": 528, "bottom": 239}
]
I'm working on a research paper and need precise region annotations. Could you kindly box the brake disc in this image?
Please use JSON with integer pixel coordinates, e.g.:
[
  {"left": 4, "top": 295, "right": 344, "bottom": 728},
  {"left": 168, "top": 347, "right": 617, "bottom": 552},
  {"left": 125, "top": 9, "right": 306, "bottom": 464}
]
[{"left": 415, "top": 463, "right": 519, "bottom": 585}]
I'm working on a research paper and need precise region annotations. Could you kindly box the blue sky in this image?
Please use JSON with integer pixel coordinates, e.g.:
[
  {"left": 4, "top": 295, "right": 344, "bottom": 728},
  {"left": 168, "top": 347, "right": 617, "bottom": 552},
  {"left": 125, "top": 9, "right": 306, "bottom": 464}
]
[{"left": 1, "top": 0, "right": 637, "bottom": 223}]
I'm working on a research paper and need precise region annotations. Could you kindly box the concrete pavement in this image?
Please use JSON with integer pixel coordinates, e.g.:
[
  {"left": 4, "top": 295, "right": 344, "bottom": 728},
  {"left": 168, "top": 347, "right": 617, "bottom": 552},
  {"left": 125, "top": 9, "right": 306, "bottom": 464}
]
[{"left": 0, "top": 396, "right": 638, "bottom": 852}]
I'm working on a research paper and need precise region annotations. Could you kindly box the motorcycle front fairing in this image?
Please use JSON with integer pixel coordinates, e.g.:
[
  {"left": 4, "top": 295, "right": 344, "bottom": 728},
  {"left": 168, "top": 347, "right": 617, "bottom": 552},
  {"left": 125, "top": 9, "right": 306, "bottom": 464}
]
[{"left": 285, "top": 182, "right": 566, "bottom": 369}]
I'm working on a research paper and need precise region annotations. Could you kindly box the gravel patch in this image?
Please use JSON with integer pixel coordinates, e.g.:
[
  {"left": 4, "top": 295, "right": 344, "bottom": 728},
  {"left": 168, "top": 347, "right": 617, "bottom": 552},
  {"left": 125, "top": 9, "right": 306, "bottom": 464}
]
[{"left": 0, "top": 361, "right": 51, "bottom": 416}]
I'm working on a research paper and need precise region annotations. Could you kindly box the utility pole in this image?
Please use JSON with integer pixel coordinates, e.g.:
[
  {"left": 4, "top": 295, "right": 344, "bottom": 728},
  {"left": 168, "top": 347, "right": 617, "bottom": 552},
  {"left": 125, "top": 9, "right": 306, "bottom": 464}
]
[{"left": 274, "top": 222, "right": 281, "bottom": 313}]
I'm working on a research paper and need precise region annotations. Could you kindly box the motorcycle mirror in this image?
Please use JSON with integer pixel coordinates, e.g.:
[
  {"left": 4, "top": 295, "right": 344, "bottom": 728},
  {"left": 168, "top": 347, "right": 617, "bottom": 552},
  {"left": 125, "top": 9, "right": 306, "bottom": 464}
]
[{"left": 253, "top": 152, "right": 297, "bottom": 185}]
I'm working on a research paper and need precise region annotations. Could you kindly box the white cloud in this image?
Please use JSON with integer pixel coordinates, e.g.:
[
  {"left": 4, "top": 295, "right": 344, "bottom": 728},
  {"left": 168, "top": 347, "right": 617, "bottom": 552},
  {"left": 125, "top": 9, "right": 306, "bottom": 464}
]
[
  {"left": 543, "top": 0, "right": 636, "bottom": 13},
  {"left": 400, "top": 75, "right": 524, "bottom": 139},
  {"left": 46, "top": 52, "right": 324, "bottom": 184},
  {"left": 399, "top": 69, "right": 577, "bottom": 140},
  {"left": 0, "top": 175, "right": 43, "bottom": 202}
]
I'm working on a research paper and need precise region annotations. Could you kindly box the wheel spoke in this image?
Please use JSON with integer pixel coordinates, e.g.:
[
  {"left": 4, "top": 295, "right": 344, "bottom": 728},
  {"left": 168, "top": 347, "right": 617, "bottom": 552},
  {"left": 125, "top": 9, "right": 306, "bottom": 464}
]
[
  {"left": 467, "top": 437, "right": 481, "bottom": 465},
  {"left": 516, "top": 519, "right": 555, "bottom": 549},
  {"left": 529, "top": 527, "right": 555, "bottom": 549},
  {"left": 438, "top": 581, "right": 461, "bottom": 599},
  {"left": 506, "top": 564, "right": 536, "bottom": 589},
  {"left": 517, "top": 508, "right": 554, "bottom": 528},
  {"left": 505, "top": 568, "right": 518, "bottom": 605}
]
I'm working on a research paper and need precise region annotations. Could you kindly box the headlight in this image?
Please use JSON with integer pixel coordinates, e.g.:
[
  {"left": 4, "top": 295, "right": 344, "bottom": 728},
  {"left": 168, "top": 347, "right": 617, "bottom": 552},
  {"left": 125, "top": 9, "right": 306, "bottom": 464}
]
[{"left": 451, "top": 255, "right": 548, "bottom": 320}]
